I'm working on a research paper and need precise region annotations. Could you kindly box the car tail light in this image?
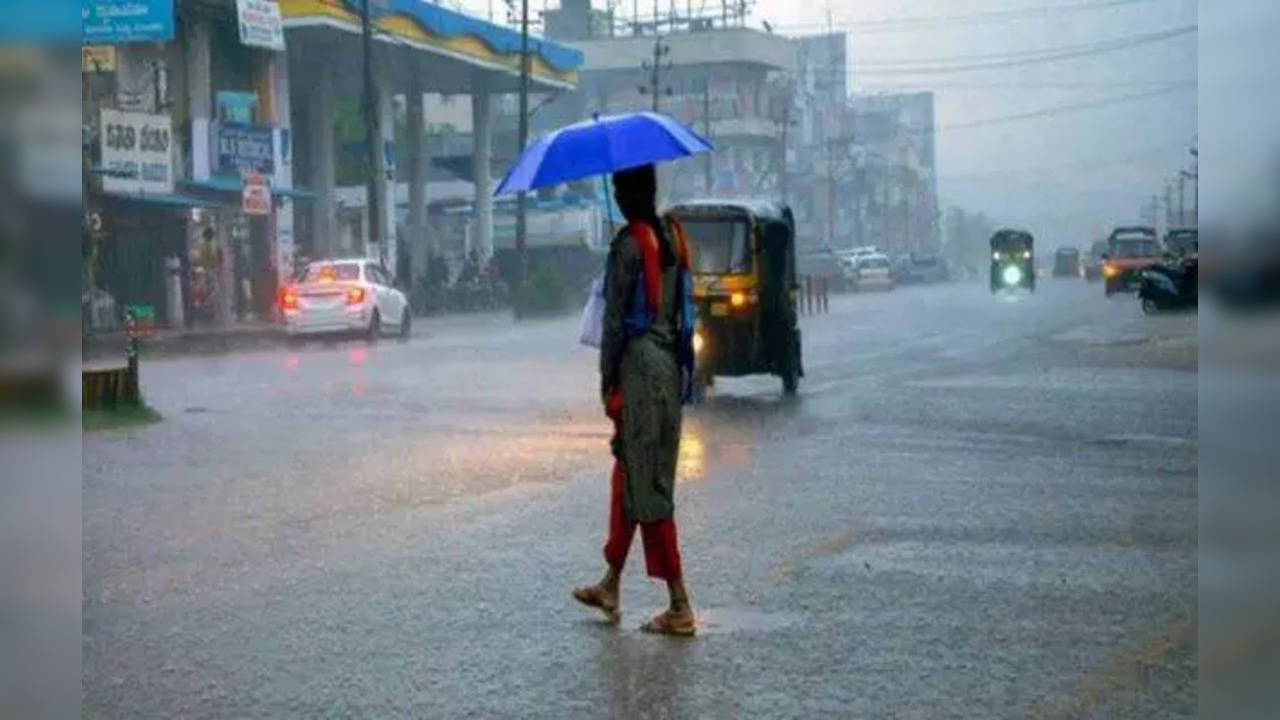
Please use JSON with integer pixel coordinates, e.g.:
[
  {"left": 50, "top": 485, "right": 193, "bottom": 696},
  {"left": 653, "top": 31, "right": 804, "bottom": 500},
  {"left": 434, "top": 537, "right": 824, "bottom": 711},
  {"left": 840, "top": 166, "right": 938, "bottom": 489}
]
[
  {"left": 345, "top": 287, "right": 366, "bottom": 305},
  {"left": 280, "top": 286, "right": 299, "bottom": 310}
]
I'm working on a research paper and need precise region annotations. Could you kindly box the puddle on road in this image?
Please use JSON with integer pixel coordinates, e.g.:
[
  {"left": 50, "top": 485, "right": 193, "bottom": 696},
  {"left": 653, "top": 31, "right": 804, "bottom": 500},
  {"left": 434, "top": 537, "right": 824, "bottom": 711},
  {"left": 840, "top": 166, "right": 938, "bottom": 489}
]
[{"left": 687, "top": 607, "right": 802, "bottom": 636}]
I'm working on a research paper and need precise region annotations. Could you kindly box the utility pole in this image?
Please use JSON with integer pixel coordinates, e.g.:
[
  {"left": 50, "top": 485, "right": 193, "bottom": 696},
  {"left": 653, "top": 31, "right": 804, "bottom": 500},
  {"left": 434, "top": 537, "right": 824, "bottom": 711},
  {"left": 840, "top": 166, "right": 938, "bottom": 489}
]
[
  {"left": 703, "top": 75, "right": 713, "bottom": 194},
  {"left": 1177, "top": 172, "right": 1185, "bottom": 227},
  {"left": 639, "top": 36, "right": 671, "bottom": 111},
  {"left": 515, "top": 0, "right": 530, "bottom": 318},
  {"left": 361, "top": 0, "right": 380, "bottom": 261}
]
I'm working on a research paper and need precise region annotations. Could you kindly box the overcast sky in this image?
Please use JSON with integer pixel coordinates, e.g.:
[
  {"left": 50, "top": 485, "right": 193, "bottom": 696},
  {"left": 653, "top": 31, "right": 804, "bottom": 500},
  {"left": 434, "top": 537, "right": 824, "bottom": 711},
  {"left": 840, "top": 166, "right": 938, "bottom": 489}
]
[{"left": 455, "top": 0, "right": 1198, "bottom": 248}]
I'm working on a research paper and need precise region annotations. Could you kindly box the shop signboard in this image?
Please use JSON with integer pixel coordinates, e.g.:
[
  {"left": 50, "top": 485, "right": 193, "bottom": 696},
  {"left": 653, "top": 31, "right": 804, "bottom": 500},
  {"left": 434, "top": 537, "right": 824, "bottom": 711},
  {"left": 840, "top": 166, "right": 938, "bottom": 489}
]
[
  {"left": 217, "top": 122, "right": 275, "bottom": 175},
  {"left": 82, "top": 0, "right": 175, "bottom": 44},
  {"left": 99, "top": 108, "right": 173, "bottom": 194},
  {"left": 235, "top": 0, "right": 284, "bottom": 51},
  {"left": 242, "top": 173, "right": 271, "bottom": 215}
]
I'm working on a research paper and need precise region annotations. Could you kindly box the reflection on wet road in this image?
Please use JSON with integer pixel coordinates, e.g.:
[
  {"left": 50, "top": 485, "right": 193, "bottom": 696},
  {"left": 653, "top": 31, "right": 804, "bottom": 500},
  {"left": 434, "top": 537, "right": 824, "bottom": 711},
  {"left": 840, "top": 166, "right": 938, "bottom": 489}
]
[{"left": 83, "top": 281, "right": 1197, "bottom": 717}]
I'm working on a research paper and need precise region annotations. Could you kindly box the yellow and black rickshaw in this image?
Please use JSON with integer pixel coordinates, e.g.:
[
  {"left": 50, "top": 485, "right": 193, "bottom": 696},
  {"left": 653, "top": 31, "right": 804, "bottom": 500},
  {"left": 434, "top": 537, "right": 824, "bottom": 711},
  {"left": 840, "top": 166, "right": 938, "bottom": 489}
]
[
  {"left": 666, "top": 200, "right": 803, "bottom": 398},
  {"left": 989, "top": 228, "right": 1036, "bottom": 293}
]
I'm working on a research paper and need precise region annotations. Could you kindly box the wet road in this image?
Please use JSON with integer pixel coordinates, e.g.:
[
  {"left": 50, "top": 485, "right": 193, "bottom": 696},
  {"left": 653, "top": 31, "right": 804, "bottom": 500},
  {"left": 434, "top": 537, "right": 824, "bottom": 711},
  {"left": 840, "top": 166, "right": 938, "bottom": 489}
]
[{"left": 83, "top": 279, "right": 1197, "bottom": 718}]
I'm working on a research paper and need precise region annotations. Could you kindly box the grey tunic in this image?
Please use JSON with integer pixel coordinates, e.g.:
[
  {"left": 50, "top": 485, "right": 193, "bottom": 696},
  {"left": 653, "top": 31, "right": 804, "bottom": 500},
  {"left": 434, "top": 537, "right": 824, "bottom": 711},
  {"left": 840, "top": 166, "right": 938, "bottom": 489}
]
[{"left": 600, "top": 224, "right": 683, "bottom": 523}]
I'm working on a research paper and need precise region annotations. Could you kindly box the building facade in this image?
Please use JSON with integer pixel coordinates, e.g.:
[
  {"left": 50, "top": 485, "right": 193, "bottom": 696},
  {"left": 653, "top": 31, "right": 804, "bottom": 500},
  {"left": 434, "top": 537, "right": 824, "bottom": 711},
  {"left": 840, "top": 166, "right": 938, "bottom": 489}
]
[{"left": 540, "top": 2, "right": 796, "bottom": 206}]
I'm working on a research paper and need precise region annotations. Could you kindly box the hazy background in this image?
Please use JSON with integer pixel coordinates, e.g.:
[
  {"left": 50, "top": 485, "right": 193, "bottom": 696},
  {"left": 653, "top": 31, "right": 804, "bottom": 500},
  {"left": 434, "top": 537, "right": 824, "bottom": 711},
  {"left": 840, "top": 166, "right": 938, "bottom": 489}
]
[{"left": 458, "top": 0, "right": 1198, "bottom": 250}]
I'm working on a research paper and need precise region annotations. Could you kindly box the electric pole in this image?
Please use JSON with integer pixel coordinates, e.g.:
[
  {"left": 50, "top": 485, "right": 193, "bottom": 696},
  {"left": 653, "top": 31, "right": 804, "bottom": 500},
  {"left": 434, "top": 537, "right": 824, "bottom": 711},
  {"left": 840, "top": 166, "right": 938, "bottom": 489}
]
[
  {"left": 702, "top": 75, "right": 712, "bottom": 194},
  {"left": 514, "top": 0, "right": 530, "bottom": 318},
  {"left": 361, "top": 0, "right": 380, "bottom": 261},
  {"left": 639, "top": 37, "right": 671, "bottom": 112}
]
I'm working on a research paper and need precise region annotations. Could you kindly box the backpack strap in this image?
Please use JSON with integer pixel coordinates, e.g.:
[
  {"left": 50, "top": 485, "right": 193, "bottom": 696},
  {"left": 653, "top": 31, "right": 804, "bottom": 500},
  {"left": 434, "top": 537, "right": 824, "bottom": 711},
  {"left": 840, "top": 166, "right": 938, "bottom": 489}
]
[
  {"left": 664, "top": 215, "right": 692, "bottom": 270},
  {"left": 626, "top": 220, "right": 663, "bottom": 315}
]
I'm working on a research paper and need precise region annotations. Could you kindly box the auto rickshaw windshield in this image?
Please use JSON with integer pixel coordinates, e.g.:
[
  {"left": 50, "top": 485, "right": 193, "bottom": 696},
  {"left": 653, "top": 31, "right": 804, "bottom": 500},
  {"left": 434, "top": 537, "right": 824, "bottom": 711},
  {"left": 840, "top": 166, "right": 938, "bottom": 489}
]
[
  {"left": 686, "top": 218, "right": 752, "bottom": 274},
  {"left": 991, "top": 233, "right": 1032, "bottom": 252}
]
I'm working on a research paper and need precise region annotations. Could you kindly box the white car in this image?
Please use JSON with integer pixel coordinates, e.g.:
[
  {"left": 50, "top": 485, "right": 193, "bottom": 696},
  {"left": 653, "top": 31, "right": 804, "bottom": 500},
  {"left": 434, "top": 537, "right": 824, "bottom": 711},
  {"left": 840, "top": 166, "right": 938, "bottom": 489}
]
[
  {"left": 281, "top": 259, "right": 411, "bottom": 339},
  {"left": 853, "top": 253, "right": 895, "bottom": 292}
]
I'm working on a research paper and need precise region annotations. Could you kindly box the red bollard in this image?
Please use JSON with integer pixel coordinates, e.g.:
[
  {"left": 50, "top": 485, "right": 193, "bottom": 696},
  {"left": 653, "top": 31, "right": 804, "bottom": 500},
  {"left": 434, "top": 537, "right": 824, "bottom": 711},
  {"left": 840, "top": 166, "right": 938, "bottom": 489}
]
[
  {"left": 821, "top": 276, "right": 829, "bottom": 313},
  {"left": 805, "top": 275, "right": 813, "bottom": 315}
]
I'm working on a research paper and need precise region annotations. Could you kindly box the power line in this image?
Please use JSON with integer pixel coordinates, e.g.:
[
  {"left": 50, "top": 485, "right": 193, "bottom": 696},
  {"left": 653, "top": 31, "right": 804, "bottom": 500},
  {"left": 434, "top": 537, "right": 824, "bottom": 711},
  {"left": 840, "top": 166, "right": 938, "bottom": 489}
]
[
  {"left": 938, "top": 142, "right": 1190, "bottom": 181},
  {"left": 851, "top": 80, "right": 1196, "bottom": 90},
  {"left": 920, "top": 82, "right": 1195, "bottom": 133},
  {"left": 776, "top": 0, "right": 1168, "bottom": 32},
  {"left": 853, "top": 25, "right": 1196, "bottom": 68},
  {"left": 853, "top": 25, "right": 1196, "bottom": 75}
]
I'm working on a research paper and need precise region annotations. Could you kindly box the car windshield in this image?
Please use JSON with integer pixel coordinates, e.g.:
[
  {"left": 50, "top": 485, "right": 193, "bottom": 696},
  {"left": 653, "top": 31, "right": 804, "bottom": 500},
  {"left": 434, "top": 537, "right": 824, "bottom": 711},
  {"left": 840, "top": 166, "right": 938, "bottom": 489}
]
[
  {"left": 300, "top": 262, "right": 360, "bottom": 283},
  {"left": 860, "top": 256, "right": 890, "bottom": 269},
  {"left": 686, "top": 219, "right": 751, "bottom": 274},
  {"left": 1110, "top": 239, "right": 1161, "bottom": 258}
]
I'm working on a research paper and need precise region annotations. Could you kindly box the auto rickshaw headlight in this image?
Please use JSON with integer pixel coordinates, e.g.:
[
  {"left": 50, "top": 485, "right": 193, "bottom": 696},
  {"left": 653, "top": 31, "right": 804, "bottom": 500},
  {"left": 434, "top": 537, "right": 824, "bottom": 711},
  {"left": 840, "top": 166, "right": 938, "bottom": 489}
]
[
  {"left": 992, "top": 251, "right": 1001, "bottom": 260},
  {"left": 730, "top": 292, "right": 747, "bottom": 308},
  {"left": 1002, "top": 265, "right": 1023, "bottom": 286},
  {"left": 1102, "top": 263, "right": 1118, "bottom": 278},
  {"left": 1022, "top": 250, "right": 1032, "bottom": 259},
  {"left": 693, "top": 331, "right": 704, "bottom": 354}
]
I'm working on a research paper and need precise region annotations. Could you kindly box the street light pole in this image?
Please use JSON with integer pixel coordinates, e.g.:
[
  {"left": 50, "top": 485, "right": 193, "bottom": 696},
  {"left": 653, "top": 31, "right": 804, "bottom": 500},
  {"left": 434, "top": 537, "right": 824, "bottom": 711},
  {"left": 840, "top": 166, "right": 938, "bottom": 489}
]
[
  {"left": 515, "top": 0, "right": 530, "bottom": 319},
  {"left": 361, "top": 0, "right": 380, "bottom": 262}
]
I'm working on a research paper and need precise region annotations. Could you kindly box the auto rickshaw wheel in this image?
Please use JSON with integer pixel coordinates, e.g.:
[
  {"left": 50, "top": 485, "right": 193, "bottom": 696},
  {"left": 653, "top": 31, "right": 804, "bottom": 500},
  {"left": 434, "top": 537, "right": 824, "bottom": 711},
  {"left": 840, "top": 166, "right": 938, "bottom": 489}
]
[{"left": 782, "top": 366, "right": 798, "bottom": 396}]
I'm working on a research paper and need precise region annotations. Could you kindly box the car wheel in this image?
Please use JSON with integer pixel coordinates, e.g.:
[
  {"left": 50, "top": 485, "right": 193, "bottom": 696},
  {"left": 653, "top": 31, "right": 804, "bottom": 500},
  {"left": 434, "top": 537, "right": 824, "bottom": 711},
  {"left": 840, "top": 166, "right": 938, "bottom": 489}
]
[
  {"left": 365, "top": 310, "right": 381, "bottom": 342},
  {"left": 399, "top": 309, "right": 411, "bottom": 339},
  {"left": 1141, "top": 297, "right": 1159, "bottom": 315}
]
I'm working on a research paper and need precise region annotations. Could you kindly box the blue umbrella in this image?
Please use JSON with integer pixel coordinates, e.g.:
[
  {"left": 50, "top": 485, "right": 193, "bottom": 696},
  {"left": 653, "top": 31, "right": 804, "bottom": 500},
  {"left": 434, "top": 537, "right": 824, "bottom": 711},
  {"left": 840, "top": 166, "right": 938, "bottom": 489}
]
[{"left": 494, "top": 111, "right": 713, "bottom": 196}]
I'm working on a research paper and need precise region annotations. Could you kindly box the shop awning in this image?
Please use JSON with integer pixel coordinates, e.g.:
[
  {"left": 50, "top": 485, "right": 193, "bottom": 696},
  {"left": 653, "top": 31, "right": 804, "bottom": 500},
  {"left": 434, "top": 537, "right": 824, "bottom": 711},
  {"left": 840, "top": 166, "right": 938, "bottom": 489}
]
[
  {"left": 180, "top": 176, "right": 315, "bottom": 199},
  {"left": 103, "top": 191, "right": 225, "bottom": 208}
]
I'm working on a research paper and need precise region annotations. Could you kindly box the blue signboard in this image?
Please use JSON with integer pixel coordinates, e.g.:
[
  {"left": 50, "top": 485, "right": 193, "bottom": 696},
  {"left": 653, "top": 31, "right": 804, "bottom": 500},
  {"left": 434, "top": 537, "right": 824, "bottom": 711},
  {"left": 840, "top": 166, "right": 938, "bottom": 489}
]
[
  {"left": 82, "top": 0, "right": 175, "bottom": 44},
  {"left": 217, "top": 122, "right": 275, "bottom": 175}
]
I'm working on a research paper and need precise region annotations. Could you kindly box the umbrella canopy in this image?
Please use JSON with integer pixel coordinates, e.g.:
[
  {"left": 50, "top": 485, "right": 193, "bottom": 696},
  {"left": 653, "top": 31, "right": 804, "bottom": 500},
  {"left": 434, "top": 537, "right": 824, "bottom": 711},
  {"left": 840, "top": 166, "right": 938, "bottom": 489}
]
[{"left": 494, "top": 111, "right": 713, "bottom": 196}]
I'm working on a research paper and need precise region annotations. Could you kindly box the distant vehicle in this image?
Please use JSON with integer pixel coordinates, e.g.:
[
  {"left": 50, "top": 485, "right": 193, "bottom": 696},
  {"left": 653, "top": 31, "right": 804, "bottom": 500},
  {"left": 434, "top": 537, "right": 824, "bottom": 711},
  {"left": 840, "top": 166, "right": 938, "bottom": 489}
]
[
  {"left": 852, "top": 253, "right": 895, "bottom": 292},
  {"left": 1164, "top": 228, "right": 1198, "bottom": 258},
  {"left": 894, "top": 253, "right": 950, "bottom": 284},
  {"left": 1084, "top": 240, "right": 1108, "bottom": 281},
  {"left": 989, "top": 229, "right": 1035, "bottom": 292},
  {"left": 1052, "top": 247, "right": 1081, "bottom": 278},
  {"left": 837, "top": 246, "right": 881, "bottom": 281},
  {"left": 1139, "top": 256, "right": 1198, "bottom": 313},
  {"left": 281, "top": 259, "right": 411, "bottom": 340},
  {"left": 1103, "top": 226, "right": 1162, "bottom": 296},
  {"left": 798, "top": 247, "right": 849, "bottom": 292}
]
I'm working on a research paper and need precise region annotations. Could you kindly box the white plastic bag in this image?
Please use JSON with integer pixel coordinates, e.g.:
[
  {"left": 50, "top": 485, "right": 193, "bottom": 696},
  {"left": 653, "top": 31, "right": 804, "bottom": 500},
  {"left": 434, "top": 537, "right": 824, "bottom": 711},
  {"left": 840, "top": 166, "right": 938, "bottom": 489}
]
[{"left": 578, "top": 276, "right": 605, "bottom": 347}]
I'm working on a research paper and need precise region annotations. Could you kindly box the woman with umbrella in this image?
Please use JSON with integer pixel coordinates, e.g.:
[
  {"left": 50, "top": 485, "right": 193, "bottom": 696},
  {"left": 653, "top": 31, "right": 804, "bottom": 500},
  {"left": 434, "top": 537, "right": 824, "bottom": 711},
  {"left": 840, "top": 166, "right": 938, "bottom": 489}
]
[{"left": 495, "top": 113, "right": 711, "bottom": 635}]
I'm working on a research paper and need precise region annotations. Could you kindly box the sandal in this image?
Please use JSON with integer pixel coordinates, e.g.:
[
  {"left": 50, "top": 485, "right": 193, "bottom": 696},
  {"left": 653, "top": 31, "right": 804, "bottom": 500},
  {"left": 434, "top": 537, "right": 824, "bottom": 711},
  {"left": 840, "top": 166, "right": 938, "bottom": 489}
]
[
  {"left": 640, "top": 608, "right": 696, "bottom": 637},
  {"left": 572, "top": 585, "right": 620, "bottom": 623}
]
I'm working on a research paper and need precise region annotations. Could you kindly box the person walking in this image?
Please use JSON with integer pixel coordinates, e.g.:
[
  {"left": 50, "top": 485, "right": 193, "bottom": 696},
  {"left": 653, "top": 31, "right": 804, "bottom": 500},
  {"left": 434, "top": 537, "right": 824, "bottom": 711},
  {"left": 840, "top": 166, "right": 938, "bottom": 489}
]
[{"left": 572, "top": 164, "right": 698, "bottom": 636}]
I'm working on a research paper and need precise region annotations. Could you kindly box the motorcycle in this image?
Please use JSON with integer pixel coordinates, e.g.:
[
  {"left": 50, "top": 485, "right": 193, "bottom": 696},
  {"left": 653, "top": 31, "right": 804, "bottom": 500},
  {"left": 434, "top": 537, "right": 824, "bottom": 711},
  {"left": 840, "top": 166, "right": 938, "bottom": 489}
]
[{"left": 1138, "top": 257, "right": 1197, "bottom": 314}]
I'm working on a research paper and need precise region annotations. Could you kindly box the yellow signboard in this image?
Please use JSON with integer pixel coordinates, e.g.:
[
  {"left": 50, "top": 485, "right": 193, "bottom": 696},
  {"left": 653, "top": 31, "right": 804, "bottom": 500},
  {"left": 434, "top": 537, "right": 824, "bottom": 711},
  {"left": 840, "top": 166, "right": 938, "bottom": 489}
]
[{"left": 82, "top": 46, "right": 116, "bottom": 73}]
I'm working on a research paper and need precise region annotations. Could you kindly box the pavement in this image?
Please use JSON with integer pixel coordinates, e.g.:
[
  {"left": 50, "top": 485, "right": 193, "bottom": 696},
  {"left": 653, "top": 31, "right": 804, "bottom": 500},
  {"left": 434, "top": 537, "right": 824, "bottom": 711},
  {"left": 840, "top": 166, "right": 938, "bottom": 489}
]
[{"left": 82, "top": 279, "right": 1197, "bottom": 718}]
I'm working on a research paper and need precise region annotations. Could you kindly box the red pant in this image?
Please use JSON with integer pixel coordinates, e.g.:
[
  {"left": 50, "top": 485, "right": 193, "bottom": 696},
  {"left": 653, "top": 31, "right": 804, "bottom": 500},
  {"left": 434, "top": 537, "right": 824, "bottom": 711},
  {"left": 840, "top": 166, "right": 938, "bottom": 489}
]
[{"left": 603, "top": 461, "right": 682, "bottom": 581}]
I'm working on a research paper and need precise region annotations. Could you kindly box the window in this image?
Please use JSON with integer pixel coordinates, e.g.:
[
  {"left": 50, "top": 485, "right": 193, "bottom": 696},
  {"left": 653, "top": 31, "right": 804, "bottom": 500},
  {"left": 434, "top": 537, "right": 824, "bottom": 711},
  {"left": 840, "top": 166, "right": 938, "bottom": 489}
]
[
  {"left": 1110, "top": 239, "right": 1160, "bottom": 258},
  {"left": 366, "top": 264, "right": 390, "bottom": 286},
  {"left": 685, "top": 219, "right": 751, "bottom": 274},
  {"left": 300, "top": 262, "right": 360, "bottom": 283}
]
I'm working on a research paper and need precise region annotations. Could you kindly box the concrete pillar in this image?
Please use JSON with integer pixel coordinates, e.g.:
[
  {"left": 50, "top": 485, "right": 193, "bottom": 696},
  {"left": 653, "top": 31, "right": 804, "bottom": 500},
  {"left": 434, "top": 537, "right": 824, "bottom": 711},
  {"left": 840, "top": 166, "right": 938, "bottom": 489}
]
[
  {"left": 374, "top": 79, "right": 397, "bottom": 276},
  {"left": 308, "top": 69, "right": 336, "bottom": 259},
  {"left": 470, "top": 76, "right": 493, "bottom": 260},
  {"left": 407, "top": 73, "right": 429, "bottom": 278},
  {"left": 185, "top": 19, "right": 211, "bottom": 181},
  {"left": 269, "top": 55, "right": 295, "bottom": 288}
]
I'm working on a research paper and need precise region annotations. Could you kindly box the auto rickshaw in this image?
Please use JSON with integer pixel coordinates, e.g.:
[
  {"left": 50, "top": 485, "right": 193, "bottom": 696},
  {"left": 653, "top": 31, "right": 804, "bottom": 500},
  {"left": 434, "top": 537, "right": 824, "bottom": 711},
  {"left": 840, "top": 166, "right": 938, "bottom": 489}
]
[
  {"left": 1052, "top": 246, "right": 1080, "bottom": 278},
  {"left": 989, "top": 229, "right": 1036, "bottom": 293},
  {"left": 666, "top": 200, "right": 803, "bottom": 399}
]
